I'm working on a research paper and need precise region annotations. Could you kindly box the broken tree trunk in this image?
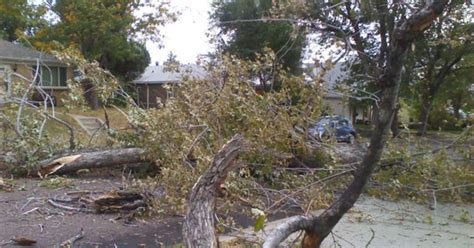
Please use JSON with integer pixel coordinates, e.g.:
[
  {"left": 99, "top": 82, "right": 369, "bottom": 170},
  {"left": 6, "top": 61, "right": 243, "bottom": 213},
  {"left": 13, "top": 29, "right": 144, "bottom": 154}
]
[
  {"left": 182, "top": 134, "right": 244, "bottom": 248},
  {"left": 263, "top": 1, "right": 450, "bottom": 247},
  {"left": 37, "top": 148, "right": 145, "bottom": 178}
]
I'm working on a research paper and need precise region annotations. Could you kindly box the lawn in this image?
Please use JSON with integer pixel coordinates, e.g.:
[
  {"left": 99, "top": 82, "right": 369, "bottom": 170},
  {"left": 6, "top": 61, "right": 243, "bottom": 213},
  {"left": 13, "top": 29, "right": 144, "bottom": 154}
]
[
  {"left": 1, "top": 106, "right": 132, "bottom": 153},
  {"left": 59, "top": 106, "right": 131, "bottom": 131}
]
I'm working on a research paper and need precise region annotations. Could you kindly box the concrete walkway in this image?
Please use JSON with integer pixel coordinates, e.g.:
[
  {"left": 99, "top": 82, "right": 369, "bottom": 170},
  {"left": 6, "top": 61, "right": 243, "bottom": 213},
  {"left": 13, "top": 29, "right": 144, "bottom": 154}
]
[
  {"left": 69, "top": 114, "right": 105, "bottom": 135},
  {"left": 221, "top": 196, "right": 474, "bottom": 247}
]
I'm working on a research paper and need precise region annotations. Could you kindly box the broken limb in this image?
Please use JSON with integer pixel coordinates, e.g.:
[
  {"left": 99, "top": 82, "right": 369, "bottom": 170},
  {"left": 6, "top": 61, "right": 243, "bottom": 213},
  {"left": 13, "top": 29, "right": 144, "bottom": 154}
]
[
  {"left": 47, "top": 199, "right": 96, "bottom": 213},
  {"left": 182, "top": 134, "right": 245, "bottom": 248},
  {"left": 37, "top": 148, "right": 146, "bottom": 177},
  {"left": 59, "top": 228, "right": 85, "bottom": 248}
]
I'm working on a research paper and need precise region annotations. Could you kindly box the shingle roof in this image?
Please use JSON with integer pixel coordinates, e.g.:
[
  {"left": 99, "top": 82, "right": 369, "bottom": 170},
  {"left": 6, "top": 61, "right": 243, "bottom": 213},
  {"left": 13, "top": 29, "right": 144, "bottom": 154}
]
[
  {"left": 132, "top": 64, "right": 207, "bottom": 84},
  {"left": 0, "top": 39, "right": 61, "bottom": 64}
]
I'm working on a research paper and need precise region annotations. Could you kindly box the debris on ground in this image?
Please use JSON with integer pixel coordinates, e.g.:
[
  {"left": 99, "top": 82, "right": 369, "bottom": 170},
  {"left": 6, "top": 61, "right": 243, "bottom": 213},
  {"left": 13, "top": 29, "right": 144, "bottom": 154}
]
[
  {"left": 11, "top": 237, "right": 37, "bottom": 246},
  {"left": 0, "top": 177, "right": 12, "bottom": 191},
  {"left": 48, "top": 190, "right": 149, "bottom": 214}
]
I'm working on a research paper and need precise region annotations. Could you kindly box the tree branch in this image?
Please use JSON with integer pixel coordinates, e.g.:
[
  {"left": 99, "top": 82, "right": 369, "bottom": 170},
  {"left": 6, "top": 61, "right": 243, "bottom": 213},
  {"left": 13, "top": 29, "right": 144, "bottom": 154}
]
[
  {"left": 183, "top": 134, "right": 245, "bottom": 248},
  {"left": 263, "top": 1, "right": 449, "bottom": 247}
]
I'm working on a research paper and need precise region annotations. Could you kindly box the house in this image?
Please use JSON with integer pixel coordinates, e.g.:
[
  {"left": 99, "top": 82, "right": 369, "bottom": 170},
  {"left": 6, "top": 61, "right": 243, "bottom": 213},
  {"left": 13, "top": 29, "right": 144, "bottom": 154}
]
[
  {"left": 131, "top": 64, "right": 206, "bottom": 108},
  {"left": 0, "top": 39, "right": 74, "bottom": 105},
  {"left": 132, "top": 62, "right": 372, "bottom": 123},
  {"left": 305, "top": 62, "right": 372, "bottom": 124}
]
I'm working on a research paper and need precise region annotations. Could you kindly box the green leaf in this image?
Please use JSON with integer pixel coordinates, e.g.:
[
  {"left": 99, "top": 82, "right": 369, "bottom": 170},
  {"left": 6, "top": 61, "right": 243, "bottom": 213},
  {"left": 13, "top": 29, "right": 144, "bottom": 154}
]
[{"left": 254, "top": 214, "right": 266, "bottom": 232}]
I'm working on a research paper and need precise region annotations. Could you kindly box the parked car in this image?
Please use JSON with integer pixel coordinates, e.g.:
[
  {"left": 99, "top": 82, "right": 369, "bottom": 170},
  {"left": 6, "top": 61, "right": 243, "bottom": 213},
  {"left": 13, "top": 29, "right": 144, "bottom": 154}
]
[{"left": 309, "top": 116, "right": 357, "bottom": 143}]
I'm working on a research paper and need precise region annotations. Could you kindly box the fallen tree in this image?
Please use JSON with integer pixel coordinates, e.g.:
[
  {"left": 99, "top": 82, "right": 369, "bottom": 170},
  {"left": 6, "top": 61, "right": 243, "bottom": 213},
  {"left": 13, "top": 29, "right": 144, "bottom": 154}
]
[{"left": 37, "top": 148, "right": 146, "bottom": 178}]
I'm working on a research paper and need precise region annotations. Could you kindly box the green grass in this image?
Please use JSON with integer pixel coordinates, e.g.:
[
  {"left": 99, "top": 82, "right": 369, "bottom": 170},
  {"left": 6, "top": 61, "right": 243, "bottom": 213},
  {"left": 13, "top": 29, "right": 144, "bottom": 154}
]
[
  {"left": 1, "top": 106, "right": 131, "bottom": 152},
  {"left": 60, "top": 107, "right": 131, "bottom": 130}
]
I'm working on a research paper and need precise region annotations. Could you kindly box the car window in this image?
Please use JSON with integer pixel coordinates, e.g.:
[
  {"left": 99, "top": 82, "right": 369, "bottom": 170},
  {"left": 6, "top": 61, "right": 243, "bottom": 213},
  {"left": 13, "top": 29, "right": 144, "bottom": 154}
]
[{"left": 317, "top": 118, "right": 331, "bottom": 126}]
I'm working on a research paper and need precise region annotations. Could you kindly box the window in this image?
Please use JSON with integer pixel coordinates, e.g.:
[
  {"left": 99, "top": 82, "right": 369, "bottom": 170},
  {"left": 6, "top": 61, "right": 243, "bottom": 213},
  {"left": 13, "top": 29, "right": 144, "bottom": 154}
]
[
  {"left": 0, "top": 65, "right": 9, "bottom": 84},
  {"left": 0, "top": 66, "right": 5, "bottom": 79},
  {"left": 34, "top": 66, "right": 68, "bottom": 88}
]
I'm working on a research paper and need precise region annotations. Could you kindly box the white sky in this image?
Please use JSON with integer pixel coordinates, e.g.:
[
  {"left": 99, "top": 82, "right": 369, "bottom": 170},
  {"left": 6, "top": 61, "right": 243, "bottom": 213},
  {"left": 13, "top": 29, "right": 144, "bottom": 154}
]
[
  {"left": 31, "top": 0, "right": 327, "bottom": 65},
  {"left": 149, "top": 0, "right": 324, "bottom": 65},
  {"left": 147, "top": 0, "right": 214, "bottom": 65}
]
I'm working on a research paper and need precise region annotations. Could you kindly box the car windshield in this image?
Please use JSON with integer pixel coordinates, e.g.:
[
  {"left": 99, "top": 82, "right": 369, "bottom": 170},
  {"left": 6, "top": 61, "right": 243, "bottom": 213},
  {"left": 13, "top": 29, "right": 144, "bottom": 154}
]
[
  {"left": 316, "top": 116, "right": 351, "bottom": 127},
  {"left": 317, "top": 118, "right": 331, "bottom": 126}
]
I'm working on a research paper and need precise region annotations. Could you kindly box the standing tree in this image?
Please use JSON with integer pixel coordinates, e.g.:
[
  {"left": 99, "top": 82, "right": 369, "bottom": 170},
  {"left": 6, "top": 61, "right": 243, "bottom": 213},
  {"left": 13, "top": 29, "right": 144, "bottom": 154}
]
[
  {"left": 443, "top": 60, "right": 474, "bottom": 119},
  {"left": 163, "top": 51, "right": 180, "bottom": 72},
  {"left": 211, "top": 0, "right": 306, "bottom": 90},
  {"left": 430, "top": 54, "right": 474, "bottom": 125},
  {"left": 408, "top": 7, "right": 474, "bottom": 135},
  {"left": 0, "top": 0, "right": 46, "bottom": 41},
  {"left": 184, "top": 0, "right": 454, "bottom": 247},
  {"left": 264, "top": 0, "right": 454, "bottom": 246},
  {"left": 309, "top": 0, "right": 469, "bottom": 137},
  {"left": 306, "top": 0, "right": 407, "bottom": 134},
  {"left": 33, "top": 0, "right": 174, "bottom": 109}
]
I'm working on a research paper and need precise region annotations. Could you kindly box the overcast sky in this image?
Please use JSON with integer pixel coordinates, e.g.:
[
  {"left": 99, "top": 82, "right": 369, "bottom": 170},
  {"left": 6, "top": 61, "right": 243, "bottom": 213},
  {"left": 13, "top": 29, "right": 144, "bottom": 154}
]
[{"left": 147, "top": 0, "right": 214, "bottom": 65}]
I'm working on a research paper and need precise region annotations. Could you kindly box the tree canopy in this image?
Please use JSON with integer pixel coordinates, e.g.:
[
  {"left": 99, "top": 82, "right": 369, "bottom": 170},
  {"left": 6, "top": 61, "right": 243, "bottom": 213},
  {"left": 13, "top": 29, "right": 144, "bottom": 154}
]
[
  {"left": 407, "top": 5, "right": 474, "bottom": 134},
  {"left": 211, "top": 0, "right": 306, "bottom": 88},
  {"left": 0, "top": 0, "right": 46, "bottom": 41},
  {"left": 33, "top": 0, "right": 174, "bottom": 82}
]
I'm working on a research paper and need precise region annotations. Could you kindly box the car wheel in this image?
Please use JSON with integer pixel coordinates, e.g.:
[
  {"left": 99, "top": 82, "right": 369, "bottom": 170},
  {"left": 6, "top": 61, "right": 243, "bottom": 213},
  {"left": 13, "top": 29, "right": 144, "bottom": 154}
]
[{"left": 320, "top": 132, "right": 333, "bottom": 143}]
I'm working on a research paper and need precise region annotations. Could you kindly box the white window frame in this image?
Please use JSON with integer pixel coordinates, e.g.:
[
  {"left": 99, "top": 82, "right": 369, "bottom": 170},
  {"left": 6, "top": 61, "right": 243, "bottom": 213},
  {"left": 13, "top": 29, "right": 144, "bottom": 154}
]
[{"left": 35, "top": 65, "right": 69, "bottom": 89}]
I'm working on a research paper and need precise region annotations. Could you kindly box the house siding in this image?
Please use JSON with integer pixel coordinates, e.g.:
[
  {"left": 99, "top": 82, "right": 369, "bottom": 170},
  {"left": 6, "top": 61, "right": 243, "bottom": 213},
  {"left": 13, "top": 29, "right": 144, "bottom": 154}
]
[
  {"left": 134, "top": 84, "right": 169, "bottom": 108},
  {"left": 3, "top": 63, "right": 73, "bottom": 106}
]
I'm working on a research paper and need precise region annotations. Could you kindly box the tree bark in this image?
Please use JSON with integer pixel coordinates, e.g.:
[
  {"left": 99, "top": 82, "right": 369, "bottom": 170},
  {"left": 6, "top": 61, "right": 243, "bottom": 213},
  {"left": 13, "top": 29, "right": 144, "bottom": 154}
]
[
  {"left": 82, "top": 79, "right": 100, "bottom": 110},
  {"left": 417, "top": 54, "right": 463, "bottom": 135},
  {"left": 418, "top": 95, "right": 433, "bottom": 135},
  {"left": 182, "top": 134, "right": 244, "bottom": 248},
  {"left": 37, "top": 148, "right": 145, "bottom": 178},
  {"left": 391, "top": 105, "right": 401, "bottom": 138},
  {"left": 371, "top": 103, "right": 379, "bottom": 127},
  {"left": 263, "top": 1, "right": 449, "bottom": 247}
]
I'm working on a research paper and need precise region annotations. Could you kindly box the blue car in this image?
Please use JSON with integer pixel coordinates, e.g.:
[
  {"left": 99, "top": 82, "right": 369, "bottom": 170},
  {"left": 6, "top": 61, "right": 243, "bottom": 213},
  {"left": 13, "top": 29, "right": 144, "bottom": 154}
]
[{"left": 309, "top": 116, "right": 357, "bottom": 143}]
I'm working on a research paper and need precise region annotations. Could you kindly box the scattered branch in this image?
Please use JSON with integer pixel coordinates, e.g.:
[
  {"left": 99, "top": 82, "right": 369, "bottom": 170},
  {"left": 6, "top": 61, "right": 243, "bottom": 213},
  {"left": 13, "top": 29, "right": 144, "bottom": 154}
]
[{"left": 59, "top": 228, "right": 84, "bottom": 248}]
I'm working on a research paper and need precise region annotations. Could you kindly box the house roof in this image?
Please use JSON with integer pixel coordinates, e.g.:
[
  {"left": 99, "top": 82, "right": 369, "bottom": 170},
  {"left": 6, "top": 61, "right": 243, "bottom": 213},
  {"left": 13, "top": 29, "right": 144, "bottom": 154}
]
[
  {"left": 132, "top": 64, "right": 207, "bottom": 84},
  {"left": 0, "top": 39, "right": 62, "bottom": 64}
]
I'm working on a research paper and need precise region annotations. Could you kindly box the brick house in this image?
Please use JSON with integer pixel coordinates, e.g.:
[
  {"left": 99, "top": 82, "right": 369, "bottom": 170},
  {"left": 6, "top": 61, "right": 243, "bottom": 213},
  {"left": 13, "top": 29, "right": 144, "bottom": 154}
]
[
  {"left": 305, "top": 62, "right": 372, "bottom": 124},
  {"left": 0, "top": 39, "right": 74, "bottom": 105},
  {"left": 131, "top": 64, "right": 206, "bottom": 108}
]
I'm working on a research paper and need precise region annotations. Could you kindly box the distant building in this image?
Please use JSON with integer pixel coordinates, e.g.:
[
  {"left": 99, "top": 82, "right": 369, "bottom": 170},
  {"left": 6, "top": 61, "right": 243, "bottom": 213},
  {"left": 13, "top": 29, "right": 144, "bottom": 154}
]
[
  {"left": 131, "top": 64, "right": 206, "bottom": 108},
  {"left": 0, "top": 39, "right": 74, "bottom": 106},
  {"left": 304, "top": 62, "right": 372, "bottom": 123}
]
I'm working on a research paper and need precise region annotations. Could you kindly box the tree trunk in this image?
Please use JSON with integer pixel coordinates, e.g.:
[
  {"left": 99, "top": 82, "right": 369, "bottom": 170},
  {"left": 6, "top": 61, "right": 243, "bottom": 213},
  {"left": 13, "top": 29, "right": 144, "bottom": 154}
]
[
  {"left": 37, "top": 148, "right": 145, "bottom": 178},
  {"left": 263, "top": 1, "right": 449, "bottom": 247},
  {"left": 418, "top": 95, "right": 433, "bottom": 136},
  {"left": 82, "top": 79, "right": 100, "bottom": 110},
  {"left": 182, "top": 134, "right": 244, "bottom": 248},
  {"left": 371, "top": 103, "right": 379, "bottom": 128},
  {"left": 452, "top": 103, "right": 461, "bottom": 120},
  {"left": 417, "top": 54, "right": 463, "bottom": 135},
  {"left": 391, "top": 105, "right": 401, "bottom": 138}
]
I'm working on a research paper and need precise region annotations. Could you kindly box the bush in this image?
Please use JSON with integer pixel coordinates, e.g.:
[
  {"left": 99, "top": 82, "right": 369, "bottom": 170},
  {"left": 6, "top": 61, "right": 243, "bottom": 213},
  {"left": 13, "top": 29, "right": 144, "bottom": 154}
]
[{"left": 428, "top": 105, "right": 462, "bottom": 131}]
